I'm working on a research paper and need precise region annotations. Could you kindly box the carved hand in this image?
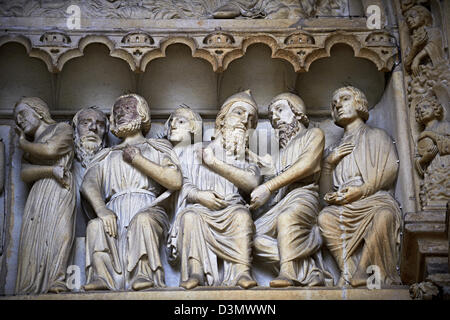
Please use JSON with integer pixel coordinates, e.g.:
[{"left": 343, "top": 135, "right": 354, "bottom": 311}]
[
  {"left": 52, "top": 165, "right": 70, "bottom": 189},
  {"left": 419, "top": 144, "right": 439, "bottom": 166},
  {"left": 325, "top": 143, "right": 354, "bottom": 167},
  {"left": 202, "top": 147, "right": 216, "bottom": 167},
  {"left": 196, "top": 190, "right": 227, "bottom": 210},
  {"left": 325, "top": 186, "right": 364, "bottom": 205},
  {"left": 15, "top": 126, "right": 27, "bottom": 148},
  {"left": 249, "top": 184, "right": 271, "bottom": 210},
  {"left": 122, "top": 145, "right": 141, "bottom": 163},
  {"left": 411, "top": 56, "right": 421, "bottom": 77},
  {"left": 96, "top": 207, "right": 118, "bottom": 238}
]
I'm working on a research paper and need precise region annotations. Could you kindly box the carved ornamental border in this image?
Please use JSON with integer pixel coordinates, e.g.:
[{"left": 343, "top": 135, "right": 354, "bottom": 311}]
[{"left": 0, "top": 28, "right": 398, "bottom": 73}]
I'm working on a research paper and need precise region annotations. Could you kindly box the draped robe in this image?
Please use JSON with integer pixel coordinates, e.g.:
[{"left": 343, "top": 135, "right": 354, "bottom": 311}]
[
  {"left": 16, "top": 123, "right": 76, "bottom": 294},
  {"left": 82, "top": 139, "right": 179, "bottom": 290},
  {"left": 167, "top": 140, "right": 258, "bottom": 286},
  {"left": 254, "top": 128, "right": 331, "bottom": 285},
  {"left": 318, "top": 123, "right": 402, "bottom": 285}
]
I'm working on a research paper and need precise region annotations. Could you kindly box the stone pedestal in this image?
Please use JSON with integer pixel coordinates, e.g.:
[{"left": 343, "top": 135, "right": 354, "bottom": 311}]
[{"left": 1, "top": 287, "right": 412, "bottom": 300}]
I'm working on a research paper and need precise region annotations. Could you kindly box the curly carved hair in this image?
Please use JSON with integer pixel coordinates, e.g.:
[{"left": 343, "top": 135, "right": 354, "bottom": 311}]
[
  {"left": 415, "top": 95, "right": 444, "bottom": 124},
  {"left": 110, "top": 93, "right": 151, "bottom": 135},
  {"left": 332, "top": 86, "right": 369, "bottom": 122},
  {"left": 268, "top": 92, "right": 310, "bottom": 128}
]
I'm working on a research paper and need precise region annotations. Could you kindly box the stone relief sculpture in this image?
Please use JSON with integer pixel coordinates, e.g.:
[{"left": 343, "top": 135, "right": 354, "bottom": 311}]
[
  {"left": 213, "top": 0, "right": 348, "bottom": 19},
  {"left": 414, "top": 96, "right": 450, "bottom": 209},
  {"left": 167, "top": 90, "right": 261, "bottom": 290},
  {"left": 401, "top": 2, "right": 450, "bottom": 212},
  {"left": 72, "top": 107, "right": 108, "bottom": 237},
  {"left": 0, "top": 0, "right": 349, "bottom": 19},
  {"left": 14, "top": 97, "right": 76, "bottom": 294},
  {"left": 403, "top": 5, "right": 446, "bottom": 77},
  {"left": 81, "top": 94, "right": 182, "bottom": 291},
  {"left": 249, "top": 93, "right": 331, "bottom": 287},
  {"left": 318, "top": 86, "right": 402, "bottom": 287}
]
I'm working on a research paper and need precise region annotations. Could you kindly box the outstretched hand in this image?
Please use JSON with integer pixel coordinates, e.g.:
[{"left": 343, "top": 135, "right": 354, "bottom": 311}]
[{"left": 325, "top": 143, "right": 354, "bottom": 167}]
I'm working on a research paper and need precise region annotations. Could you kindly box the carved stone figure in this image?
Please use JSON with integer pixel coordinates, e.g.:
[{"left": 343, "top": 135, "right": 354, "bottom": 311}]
[
  {"left": 167, "top": 90, "right": 261, "bottom": 290},
  {"left": 14, "top": 97, "right": 75, "bottom": 294},
  {"left": 404, "top": 5, "right": 446, "bottom": 77},
  {"left": 318, "top": 86, "right": 402, "bottom": 287},
  {"left": 81, "top": 94, "right": 182, "bottom": 291},
  {"left": 414, "top": 96, "right": 450, "bottom": 209},
  {"left": 72, "top": 107, "right": 108, "bottom": 237},
  {"left": 250, "top": 93, "right": 330, "bottom": 287}
]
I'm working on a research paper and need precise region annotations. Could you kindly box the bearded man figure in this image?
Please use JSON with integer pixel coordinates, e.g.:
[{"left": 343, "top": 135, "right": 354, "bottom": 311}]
[
  {"left": 167, "top": 90, "right": 261, "bottom": 290},
  {"left": 72, "top": 107, "right": 108, "bottom": 237},
  {"left": 250, "top": 93, "right": 330, "bottom": 288},
  {"left": 81, "top": 94, "right": 182, "bottom": 291}
]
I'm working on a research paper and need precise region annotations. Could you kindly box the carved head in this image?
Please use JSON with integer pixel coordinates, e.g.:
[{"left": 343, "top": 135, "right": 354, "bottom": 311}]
[
  {"left": 215, "top": 90, "right": 258, "bottom": 156},
  {"left": 72, "top": 107, "right": 109, "bottom": 166},
  {"left": 331, "top": 86, "right": 369, "bottom": 127},
  {"left": 14, "top": 97, "right": 55, "bottom": 137},
  {"left": 215, "top": 89, "right": 258, "bottom": 133},
  {"left": 405, "top": 5, "right": 432, "bottom": 30},
  {"left": 415, "top": 95, "right": 444, "bottom": 125},
  {"left": 269, "top": 93, "right": 309, "bottom": 129},
  {"left": 166, "top": 105, "right": 202, "bottom": 145},
  {"left": 110, "top": 94, "right": 151, "bottom": 138}
]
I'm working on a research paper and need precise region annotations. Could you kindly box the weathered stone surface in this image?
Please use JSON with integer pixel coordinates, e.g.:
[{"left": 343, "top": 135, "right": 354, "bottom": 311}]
[{"left": 1, "top": 287, "right": 412, "bottom": 300}]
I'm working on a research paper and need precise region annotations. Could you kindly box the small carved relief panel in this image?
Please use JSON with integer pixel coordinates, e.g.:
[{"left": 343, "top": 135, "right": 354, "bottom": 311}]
[{"left": 0, "top": 0, "right": 350, "bottom": 20}]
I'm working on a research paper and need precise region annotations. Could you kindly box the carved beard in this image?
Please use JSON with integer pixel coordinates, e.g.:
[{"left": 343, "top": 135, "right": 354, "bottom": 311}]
[
  {"left": 111, "top": 118, "right": 141, "bottom": 138},
  {"left": 220, "top": 124, "right": 249, "bottom": 158},
  {"left": 277, "top": 119, "right": 300, "bottom": 149},
  {"left": 74, "top": 133, "right": 103, "bottom": 168}
]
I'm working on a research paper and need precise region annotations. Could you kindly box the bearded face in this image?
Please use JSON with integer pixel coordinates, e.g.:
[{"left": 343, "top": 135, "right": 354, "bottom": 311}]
[
  {"left": 219, "top": 102, "right": 255, "bottom": 158},
  {"left": 74, "top": 109, "right": 107, "bottom": 167},
  {"left": 269, "top": 99, "right": 301, "bottom": 149},
  {"left": 111, "top": 96, "right": 142, "bottom": 138}
]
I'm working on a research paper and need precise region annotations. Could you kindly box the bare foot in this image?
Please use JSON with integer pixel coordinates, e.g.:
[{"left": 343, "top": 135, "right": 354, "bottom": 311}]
[
  {"left": 237, "top": 275, "right": 257, "bottom": 289},
  {"left": 83, "top": 279, "right": 109, "bottom": 291},
  {"left": 48, "top": 283, "right": 69, "bottom": 294},
  {"left": 132, "top": 278, "right": 154, "bottom": 291},
  {"left": 180, "top": 277, "right": 200, "bottom": 290},
  {"left": 270, "top": 276, "right": 294, "bottom": 288},
  {"left": 349, "top": 277, "right": 367, "bottom": 287},
  {"left": 307, "top": 274, "right": 325, "bottom": 287}
]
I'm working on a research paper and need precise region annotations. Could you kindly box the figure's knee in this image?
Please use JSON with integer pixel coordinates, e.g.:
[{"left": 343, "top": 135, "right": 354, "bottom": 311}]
[
  {"left": 180, "top": 210, "right": 199, "bottom": 226},
  {"left": 317, "top": 211, "right": 330, "bottom": 229},
  {"left": 234, "top": 209, "right": 252, "bottom": 227},
  {"left": 374, "top": 208, "right": 396, "bottom": 226},
  {"left": 131, "top": 211, "right": 158, "bottom": 229},
  {"left": 276, "top": 210, "right": 295, "bottom": 228}
]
